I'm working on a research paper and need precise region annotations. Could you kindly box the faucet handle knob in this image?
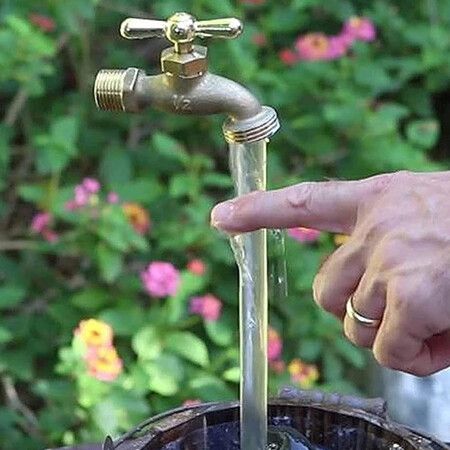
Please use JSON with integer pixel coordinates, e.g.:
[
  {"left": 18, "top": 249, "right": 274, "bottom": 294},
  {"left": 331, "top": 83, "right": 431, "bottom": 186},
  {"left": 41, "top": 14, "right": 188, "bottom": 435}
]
[
  {"left": 120, "top": 13, "right": 242, "bottom": 53},
  {"left": 195, "top": 18, "right": 243, "bottom": 40},
  {"left": 120, "top": 18, "right": 167, "bottom": 40}
]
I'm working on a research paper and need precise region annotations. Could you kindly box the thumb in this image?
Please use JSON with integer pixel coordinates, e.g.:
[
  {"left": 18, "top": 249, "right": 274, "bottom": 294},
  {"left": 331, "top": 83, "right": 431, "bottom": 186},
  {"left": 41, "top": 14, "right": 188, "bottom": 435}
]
[{"left": 211, "top": 174, "right": 393, "bottom": 234}]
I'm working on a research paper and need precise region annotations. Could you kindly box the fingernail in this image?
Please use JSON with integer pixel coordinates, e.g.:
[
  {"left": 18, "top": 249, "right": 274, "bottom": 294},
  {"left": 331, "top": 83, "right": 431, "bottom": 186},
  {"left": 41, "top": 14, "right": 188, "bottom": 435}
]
[
  {"left": 312, "top": 275, "right": 321, "bottom": 304},
  {"left": 211, "top": 201, "right": 235, "bottom": 229}
]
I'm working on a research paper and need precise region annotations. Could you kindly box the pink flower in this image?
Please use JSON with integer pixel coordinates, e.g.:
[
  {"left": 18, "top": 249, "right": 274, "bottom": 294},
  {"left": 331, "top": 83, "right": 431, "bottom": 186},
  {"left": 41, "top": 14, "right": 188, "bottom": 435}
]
[
  {"left": 279, "top": 49, "right": 299, "bottom": 65},
  {"left": 67, "top": 178, "right": 102, "bottom": 210},
  {"left": 327, "top": 34, "right": 351, "bottom": 59},
  {"left": 189, "top": 294, "right": 222, "bottom": 322},
  {"left": 31, "top": 212, "right": 59, "bottom": 243},
  {"left": 268, "top": 327, "right": 282, "bottom": 362},
  {"left": 82, "top": 178, "right": 101, "bottom": 194},
  {"left": 187, "top": 259, "right": 206, "bottom": 276},
  {"left": 31, "top": 212, "right": 51, "bottom": 233},
  {"left": 296, "top": 33, "right": 335, "bottom": 61},
  {"left": 287, "top": 227, "right": 321, "bottom": 243},
  {"left": 107, "top": 192, "right": 119, "bottom": 204},
  {"left": 141, "top": 261, "right": 180, "bottom": 298},
  {"left": 74, "top": 185, "right": 90, "bottom": 206},
  {"left": 342, "top": 17, "right": 376, "bottom": 42}
]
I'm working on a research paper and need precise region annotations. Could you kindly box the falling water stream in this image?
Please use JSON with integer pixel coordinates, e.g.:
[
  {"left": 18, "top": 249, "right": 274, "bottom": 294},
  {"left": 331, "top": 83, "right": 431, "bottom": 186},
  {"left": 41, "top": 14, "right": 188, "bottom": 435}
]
[{"left": 229, "top": 139, "right": 268, "bottom": 450}]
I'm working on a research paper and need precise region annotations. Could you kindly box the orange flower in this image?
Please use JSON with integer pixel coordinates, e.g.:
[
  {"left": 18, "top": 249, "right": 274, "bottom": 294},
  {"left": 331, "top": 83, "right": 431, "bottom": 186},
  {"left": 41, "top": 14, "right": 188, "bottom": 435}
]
[
  {"left": 75, "top": 319, "right": 113, "bottom": 347},
  {"left": 85, "top": 346, "right": 123, "bottom": 382},
  {"left": 123, "top": 202, "right": 151, "bottom": 234},
  {"left": 334, "top": 234, "right": 350, "bottom": 246},
  {"left": 288, "top": 359, "right": 319, "bottom": 388}
]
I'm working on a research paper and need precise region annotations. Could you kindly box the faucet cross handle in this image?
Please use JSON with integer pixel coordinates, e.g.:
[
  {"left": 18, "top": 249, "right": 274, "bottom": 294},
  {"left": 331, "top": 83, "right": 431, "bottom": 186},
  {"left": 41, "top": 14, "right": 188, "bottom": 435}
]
[{"left": 120, "top": 12, "right": 242, "bottom": 53}]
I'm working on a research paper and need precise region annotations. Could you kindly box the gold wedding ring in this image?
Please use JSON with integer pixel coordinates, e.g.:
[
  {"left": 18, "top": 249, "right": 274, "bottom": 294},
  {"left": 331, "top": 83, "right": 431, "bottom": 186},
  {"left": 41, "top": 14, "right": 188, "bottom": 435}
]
[{"left": 346, "top": 296, "right": 381, "bottom": 328}]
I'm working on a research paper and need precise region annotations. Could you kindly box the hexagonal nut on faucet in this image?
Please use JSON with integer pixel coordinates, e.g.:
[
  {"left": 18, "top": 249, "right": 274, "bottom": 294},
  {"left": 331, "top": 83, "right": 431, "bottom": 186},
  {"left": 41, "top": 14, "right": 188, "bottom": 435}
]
[{"left": 161, "top": 45, "right": 208, "bottom": 78}]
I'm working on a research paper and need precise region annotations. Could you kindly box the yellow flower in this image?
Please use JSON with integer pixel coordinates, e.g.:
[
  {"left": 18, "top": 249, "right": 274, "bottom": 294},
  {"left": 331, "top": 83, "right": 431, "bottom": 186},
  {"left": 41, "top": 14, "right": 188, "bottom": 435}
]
[
  {"left": 85, "top": 345, "right": 123, "bottom": 382},
  {"left": 288, "top": 358, "right": 319, "bottom": 388},
  {"left": 334, "top": 234, "right": 350, "bottom": 246},
  {"left": 75, "top": 319, "right": 113, "bottom": 347},
  {"left": 123, "top": 202, "right": 151, "bottom": 234}
]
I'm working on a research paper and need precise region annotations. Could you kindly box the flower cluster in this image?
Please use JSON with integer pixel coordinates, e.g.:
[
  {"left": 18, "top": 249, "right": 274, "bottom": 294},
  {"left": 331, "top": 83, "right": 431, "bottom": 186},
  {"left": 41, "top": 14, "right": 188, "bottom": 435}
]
[
  {"left": 287, "top": 227, "right": 321, "bottom": 243},
  {"left": 65, "top": 177, "right": 150, "bottom": 234},
  {"left": 288, "top": 358, "right": 319, "bottom": 388},
  {"left": 65, "top": 178, "right": 102, "bottom": 211},
  {"left": 141, "top": 261, "right": 180, "bottom": 298},
  {"left": 280, "top": 16, "right": 376, "bottom": 64},
  {"left": 189, "top": 294, "right": 223, "bottom": 321},
  {"left": 75, "top": 319, "right": 123, "bottom": 382},
  {"left": 31, "top": 212, "right": 58, "bottom": 243}
]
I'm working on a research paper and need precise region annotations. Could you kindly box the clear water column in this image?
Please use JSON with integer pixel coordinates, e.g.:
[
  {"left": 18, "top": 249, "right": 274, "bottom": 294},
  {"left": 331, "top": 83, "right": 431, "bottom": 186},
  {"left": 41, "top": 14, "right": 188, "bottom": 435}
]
[{"left": 229, "top": 140, "right": 268, "bottom": 450}]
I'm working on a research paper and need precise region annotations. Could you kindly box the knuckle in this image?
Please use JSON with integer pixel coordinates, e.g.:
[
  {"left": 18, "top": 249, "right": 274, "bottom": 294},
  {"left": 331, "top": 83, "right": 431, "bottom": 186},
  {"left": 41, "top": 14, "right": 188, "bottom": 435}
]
[
  {"left": 373, "top": 344, "right": 406, "bottom": 370},
  {"left": 389, "top": 279, "right": 421, "bottom": 317}
]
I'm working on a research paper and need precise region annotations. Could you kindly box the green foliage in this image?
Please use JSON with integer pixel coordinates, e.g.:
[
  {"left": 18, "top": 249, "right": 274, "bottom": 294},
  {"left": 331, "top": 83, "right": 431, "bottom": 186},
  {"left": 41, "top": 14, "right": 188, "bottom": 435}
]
[{"left": 1, "top": 0, "right": 449, "bottom": 448}]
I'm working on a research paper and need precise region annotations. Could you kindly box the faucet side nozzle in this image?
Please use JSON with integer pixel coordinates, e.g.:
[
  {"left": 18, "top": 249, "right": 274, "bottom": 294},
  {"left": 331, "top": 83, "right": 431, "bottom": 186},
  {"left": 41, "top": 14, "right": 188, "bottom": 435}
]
[{"left": 94, "top": 68, "right": 144, "bottom": 112}]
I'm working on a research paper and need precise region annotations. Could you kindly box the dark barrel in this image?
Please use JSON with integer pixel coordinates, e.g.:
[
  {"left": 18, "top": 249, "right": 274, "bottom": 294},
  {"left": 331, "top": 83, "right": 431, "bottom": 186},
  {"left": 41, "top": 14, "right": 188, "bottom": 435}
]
[{"left": 92, "top": 388, "right": 448, "bottom": 450}]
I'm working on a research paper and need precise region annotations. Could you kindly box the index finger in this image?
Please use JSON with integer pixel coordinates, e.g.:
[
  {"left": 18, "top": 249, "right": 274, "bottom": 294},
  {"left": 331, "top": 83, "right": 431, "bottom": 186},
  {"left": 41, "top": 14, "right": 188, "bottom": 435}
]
[{"left": 211, "top": 174, "right": 393, "bottom": 234}]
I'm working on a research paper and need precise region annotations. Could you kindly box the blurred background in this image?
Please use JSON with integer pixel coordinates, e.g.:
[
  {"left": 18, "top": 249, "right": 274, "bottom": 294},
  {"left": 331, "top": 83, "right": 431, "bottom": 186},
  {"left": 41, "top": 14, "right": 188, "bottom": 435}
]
[{"left": 1, "top": 0, "right": 450, "bottom": 448}]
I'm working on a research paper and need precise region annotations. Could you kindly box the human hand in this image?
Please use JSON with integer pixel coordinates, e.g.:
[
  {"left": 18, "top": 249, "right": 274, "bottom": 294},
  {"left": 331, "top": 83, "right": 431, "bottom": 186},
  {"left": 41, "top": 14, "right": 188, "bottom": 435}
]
[{"left": 211, "top": 171, "right": 450, "bottom": 376}]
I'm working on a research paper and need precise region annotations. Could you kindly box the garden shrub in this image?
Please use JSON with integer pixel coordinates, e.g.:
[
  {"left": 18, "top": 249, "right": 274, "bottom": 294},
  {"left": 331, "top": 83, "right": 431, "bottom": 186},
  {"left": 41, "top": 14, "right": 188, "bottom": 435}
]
[{"left": 0, "top": 1, "right": 448, "bottom": 448}]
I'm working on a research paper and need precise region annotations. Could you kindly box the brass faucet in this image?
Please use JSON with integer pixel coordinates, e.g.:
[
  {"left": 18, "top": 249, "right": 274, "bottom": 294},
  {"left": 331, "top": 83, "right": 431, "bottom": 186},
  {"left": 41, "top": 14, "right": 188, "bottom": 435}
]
[{"left": 94, "top": 12, "right": 279, "bottom": 143}]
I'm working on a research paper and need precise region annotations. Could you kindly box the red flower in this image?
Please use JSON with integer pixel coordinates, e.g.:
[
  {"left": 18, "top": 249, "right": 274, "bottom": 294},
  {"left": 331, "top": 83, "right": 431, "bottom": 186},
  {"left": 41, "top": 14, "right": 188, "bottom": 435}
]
[
  {"left": 29, "top": 14, "right": 56, "bottom": 33},
  {"left": 279, "top": 49, "right": 299, "bottom": 65},
  {"left": 187, "top": 259, "right": 206, "bottom": 276}
]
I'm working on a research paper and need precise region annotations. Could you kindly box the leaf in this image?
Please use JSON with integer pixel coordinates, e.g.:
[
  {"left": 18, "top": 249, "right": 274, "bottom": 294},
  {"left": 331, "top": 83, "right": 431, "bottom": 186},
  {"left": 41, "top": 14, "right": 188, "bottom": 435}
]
[
  {"left": 113, "top": 178, "right": 162, "bottom": 203},
  {"left": 70, "top": 288, "right": 110, "bottom": 310},
  {"left": 406, "top": 119, "right": 439, "bottom": 149},
  {"left": 204, "top": 314, "right": 233, "bottom": 347},
  {"left": 222, "top": 367, "right": 240, "bottom": 383},
  {"left": 100, "top": 148, "right": 132, "bottom": 185},
  {"left": 189, "top": 374, "right": 235, "bottom": 401},
  {"left": 100, "top": 306, "right": 147, "bottom": 336},
  {"left": 298, "top": 338, "right": 323, "bottom": 361},
  {"left": 0, "top": 326, "right": 13, "bottom": 344},
  {"left": 132, "top": 326, "right": 162, "bottom": 361},
  {"left": 96, "top": 243, "right": 123, "bottom": 283},
  {"left": 0, "top": 285, "right": 26, "bottom": 309},
  {"left": 166, "top": 331, "right": 209, "bottom": 367},
  {"left": 18, "top": 184, "right": 47, "bottom": 203},
  {"left": 143, "top": 354, "right": 183, "bottom": 396},
  {"left": 34, "top": 116, "right": 79, "bottom": 173},
  {"left": 152, "top": 132, "right": 188, "bottom": 165}
]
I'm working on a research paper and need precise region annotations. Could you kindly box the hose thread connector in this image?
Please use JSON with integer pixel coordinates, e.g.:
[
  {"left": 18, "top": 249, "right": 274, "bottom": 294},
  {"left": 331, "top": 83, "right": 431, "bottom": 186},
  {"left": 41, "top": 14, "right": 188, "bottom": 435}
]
[
  {"left": 94, "top": 69, "right": 127, "bottom": 111},
  {"left": 223, "top": 106, "right": 280, "bottom": 143}
]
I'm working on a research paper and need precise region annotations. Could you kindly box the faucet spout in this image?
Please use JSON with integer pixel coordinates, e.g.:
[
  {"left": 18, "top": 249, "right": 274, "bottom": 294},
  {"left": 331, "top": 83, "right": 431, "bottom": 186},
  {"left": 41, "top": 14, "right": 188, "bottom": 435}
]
[
  {"left": 95, "top": 68, "right": 260, "bottom": 119},
  {"left": 94, "top": 68, "right": 279, "bottom": 142}
]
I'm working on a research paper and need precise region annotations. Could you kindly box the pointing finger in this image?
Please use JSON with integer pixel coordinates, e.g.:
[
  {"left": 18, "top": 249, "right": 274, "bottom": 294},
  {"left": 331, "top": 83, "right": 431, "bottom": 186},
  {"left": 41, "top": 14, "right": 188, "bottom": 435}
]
[{"left": 211, "top": 174, "right": 393, "bottom": 234}]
